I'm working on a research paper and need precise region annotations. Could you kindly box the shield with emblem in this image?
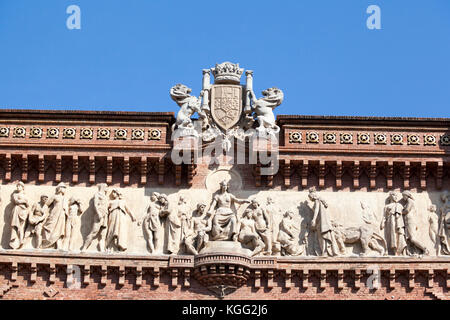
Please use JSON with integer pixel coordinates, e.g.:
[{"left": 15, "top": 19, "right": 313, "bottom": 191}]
[{"left": 210, "top": 85, "right": 243, "bottom": 131}]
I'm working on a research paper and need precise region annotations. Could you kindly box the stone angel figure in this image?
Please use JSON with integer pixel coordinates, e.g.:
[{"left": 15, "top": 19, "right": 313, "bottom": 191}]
[
  {"left": 170, "top": 83, "right": 207, "bottom": 133},
  {"left": 248, "top": 87, "right": 284, "bottom": 135}
]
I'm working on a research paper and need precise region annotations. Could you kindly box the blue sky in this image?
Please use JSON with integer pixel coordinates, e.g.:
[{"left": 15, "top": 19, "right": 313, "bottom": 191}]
[{"left": 0, "top": 0, "right": 449, "bottom": 117}]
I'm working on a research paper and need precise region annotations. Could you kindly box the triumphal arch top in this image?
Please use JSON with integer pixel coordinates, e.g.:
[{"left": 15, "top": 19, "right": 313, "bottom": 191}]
[{"left": 0, "top": 62, "right": 448, "bottom": 300}]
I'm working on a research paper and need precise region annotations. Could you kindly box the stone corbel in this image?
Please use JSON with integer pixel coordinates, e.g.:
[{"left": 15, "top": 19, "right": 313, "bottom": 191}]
[
  {"left": 353, "top": 269, "right": 362, "bottom": 290},
  {"left": 106, "top": 157, "right": 113, "bottom": 184},
  {"left": 123, "top": 157, "right": 130, "bottom": 185},
  {"left": 266, "top": 171, "right": 274, "bottom": 188},
  {"left": 301, "top": 161, "right": 309, "bottom": 189},
  {"left": 89, "top": 156, "right": 95, "bottom": 185},
  {"left": 284, "top": 269, "right": 292, "bottom": 290},
  {"left": 48, "top": 264, "right": 56, "bottom": 284},
  {"left": 153, "top": 267, "right": 160, "bottom": 287},
  {"left": 352, "top": 161, "right": 360, "bottom": 189},
  {"left": 446, "top": 269, "right": 450, "bottom": 289},
  {"left": 135, "top": 266, "right": 142, "bottom": 287},
  {"left": 283, "top": 159, "right": 291, "bottom": 187},
  {"left": 337, "top": 269, "right": 344, "bottom": 290},
  {"left": 38, "top": 155, "right": 45, "bottom": 183},
  {"left": 436, "top": 162, "right": 443, "bottom": 190},
  {"left": 55, "top": 155, "right": 62, "bottom": 183},
  {"left": 403, "top": 161, "right": 410, "bottom": 190},
  {"left": 408, "top": 269, "right": 415, "bottom": 289},
  {"left": 386, "top": 269, "right": 396, "bottom": 290},
  {"left": 10, "top": 262, "right": 18, "bottom": 283},
  {"left": 369, "top": 161, "right": 377, "bottom": 189},
  {"left": 21, "top": 154, "right": 28, "bottom": 182},
  {"left": 175, "top": 165, "right": 182, "bottom": 186},
  {"left": 426, "top": 269, "right": 434, "bottom": 288},
  {"left": 118, "top": 266, "right": 126, "bottom": 286},
  {"left": 318, "top": 160, "right": 325, "bottom": 189},
  {"left": 4, "top": 153, "right": 11, "bottom": 182},
  {"left": 386, "top": 162, "right": 394, "bottom": 189},
  {"left": 253, "top": 163, "right": 261, "bottom": 187},
  {"left": 267, "top": 270, "right": 274, "bottom": 289},
  {"left": 82, "top": 265, "right": 90, "bottom": 285},
  {"left": 420, "top": 161, "right": 427, "bottom": 190},
  {"left": 335, "top": 161, "right": 343, "bottom": 189},
  {"left": 158, "top": 159, "right": 165, "bottom": 185},
  {"left": 30, "top": 263, "right": 37, "bottom": 283},
  {"left": 100, "top": 265, "right": 108, "bottom": 285},
  {"left": 319, "top": 269, "right": 327, "bottom": 290},
  {"left": 171, "top": 268, "right": 179, "bottom": 288},
  {"left": 301, "top": 269, "right": 309, "bottom": 289},
  {"left": 72, "top": 156, "right": 79, "bottom": 184},
  {"left": 183, "top": 269, "right": 191, "bottom": 288},
  {"left": 187, "top": 162, "right": 196, "bottom": 187},
  {"left": 140, "top": 157, "right": 147, "bottom": 185},
  {"left": 254, "top": 270, "right": 262, "bottom": 289}
]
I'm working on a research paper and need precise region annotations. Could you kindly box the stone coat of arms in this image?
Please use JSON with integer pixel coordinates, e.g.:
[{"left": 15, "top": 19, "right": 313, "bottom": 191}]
[{"left": 170, "top": 61, "right": 284, "bottom": 150}]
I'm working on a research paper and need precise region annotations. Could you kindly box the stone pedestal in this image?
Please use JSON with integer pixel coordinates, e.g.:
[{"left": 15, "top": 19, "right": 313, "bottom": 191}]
[{"left": 199, "top": 241, "right": 252, "bottom": 256}]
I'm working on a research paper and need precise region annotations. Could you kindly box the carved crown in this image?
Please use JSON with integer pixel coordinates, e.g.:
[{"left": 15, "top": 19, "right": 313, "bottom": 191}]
[{"left": 211, "top": 62, "right": 244, "bottom": 84}]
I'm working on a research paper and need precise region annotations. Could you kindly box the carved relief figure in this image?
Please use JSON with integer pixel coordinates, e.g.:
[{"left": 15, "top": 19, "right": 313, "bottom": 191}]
[
  {"left": 184, "top": 203, "right": 212, "bottom": 255},
  {"left": 42, "top": 182, "right": 68, "bottom": 249},
  {"left": 106, "top": 189, "right": 136, "bottom": 252},
  {"left": 381, "top": 191, "right": 407, "bottom": 256},
  {"left": 64, "top": 197, "right": 83, "bottom": 251},
  {"left": 158, "top": 193, "right": 181, "bottom": 254},
  {"left": 332, "top": 202, "right": 386, "bottom": 256},
  {"left": 246, "top": 199, "right": 272, "bottom": 255},
  {"left": 308, "top": 187, "right": 339, "bottom": 257},
  {"left": 237, "top": 208, "right": 265, "bottom": 256},
  {"left": 170, "top": 84, "right": 205, "bottom": 132},
  {"left": 427, "top": 205, "right": 439, "bottom": 254},
  {"left": 24, "top": 194, "right": 49, "bottom": 248},
  {"left": 402, "top": 191, "right": 429, "bottom": 255},
  {"left": 9, "top": 182, "right": 30, "bottom": 249},
  {"left": 277, "top": 210, "right": 304, "bottom": 256},
  {"left": 208, "top": 180, "right": 250, "bottom": 241},
  {"left": 81, "top": 184, "right": 109, "bottom": 252},
  {"left": 140, "top": 192, "right": 163, "bottom": 254},
  {"left": 266, "top": 196, "right": 282, "bottom": 254},
  {"left": 438, "top": 192, "right": 450, "bottom": 255},
  {"left": 248, "top": 87, "right": 284, "bottom": 135}
]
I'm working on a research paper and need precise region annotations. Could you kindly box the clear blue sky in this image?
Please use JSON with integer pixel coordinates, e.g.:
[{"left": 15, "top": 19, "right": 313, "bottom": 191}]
[{"left": 0, "top": 0, "right": 449, "bottom": 117}]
